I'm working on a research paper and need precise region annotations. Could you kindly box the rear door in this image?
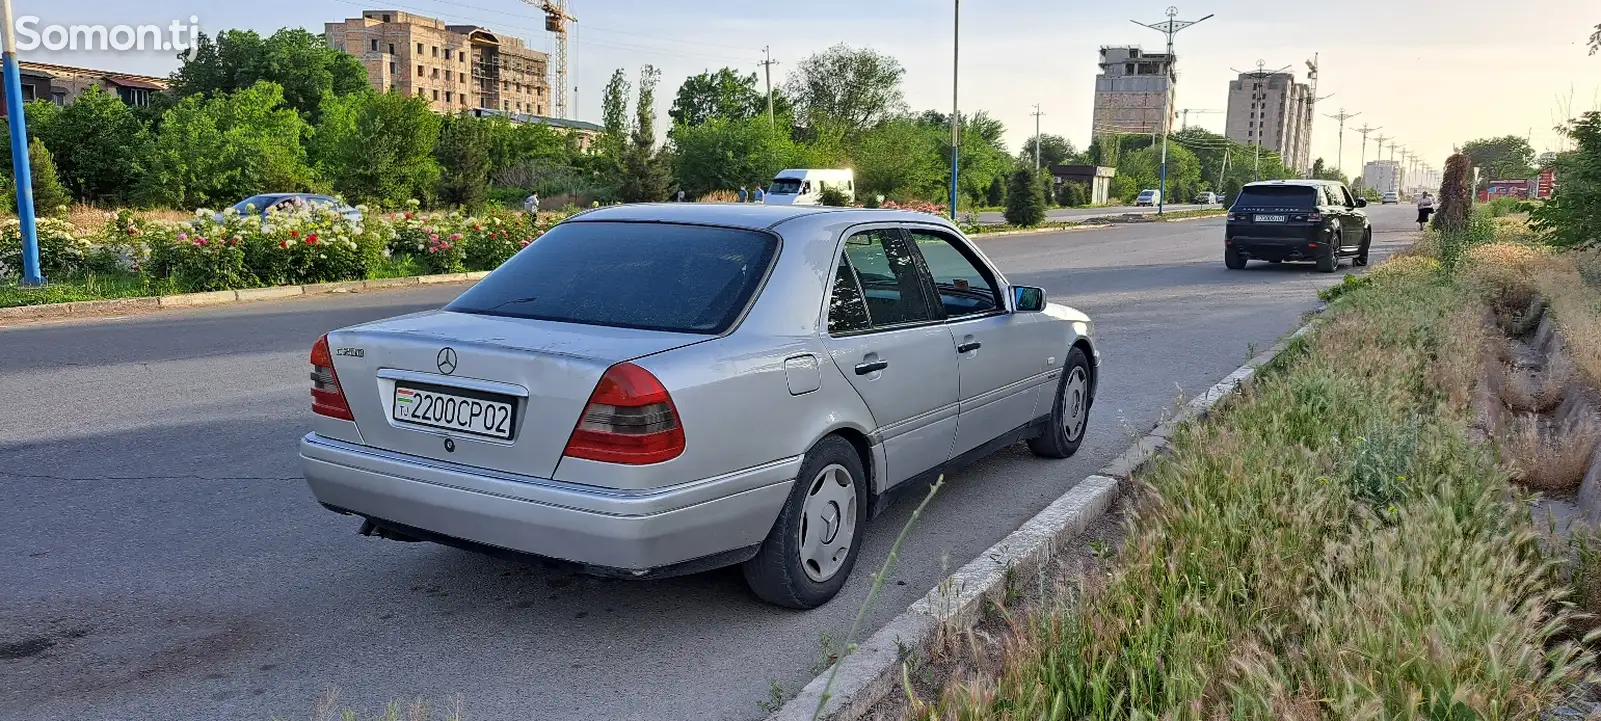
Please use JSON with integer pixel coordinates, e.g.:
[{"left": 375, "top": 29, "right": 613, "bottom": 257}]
[
  {"left": 1333, "top": 184, "right": 1365, "bottom": 246},
  {"left": 820, "top": 228, "right": 959, "bottom": 487},
  {"left": 903, "top": 226, "right": 1050, "bottom": 457}
]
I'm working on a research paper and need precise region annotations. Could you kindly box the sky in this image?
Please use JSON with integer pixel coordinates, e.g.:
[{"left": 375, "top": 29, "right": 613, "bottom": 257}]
[{"left": 13, "top": 0, "right": 1600, "bottom": 178}]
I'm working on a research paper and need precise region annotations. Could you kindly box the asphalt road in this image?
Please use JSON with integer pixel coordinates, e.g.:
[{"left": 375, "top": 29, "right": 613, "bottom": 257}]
[
  {"left": 974, "top": 202, "right": 1211, "bottom": 225},
  {"left": 0, "top": 206, "right": 1416, "bottom": 721}
]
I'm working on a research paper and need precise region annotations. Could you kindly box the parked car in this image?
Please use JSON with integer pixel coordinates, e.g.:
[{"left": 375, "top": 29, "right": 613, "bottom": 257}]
[
  {"left": 1134, "top": 189, "right": 1161, "bottom": 207},
  {"left": 1381, "top": 191, "right": 1400, "bottom": 204},
  {"left": 220, "top": 193, "right": 362, "bottom": 224},
  {"left": 299, "top": 204, "right": 1100, "bottom": 608},
  {"left": 1194, "top": 192, "right": 1220, "bottom": 204},
  {"left": 1224, "top": 179, "right": 1371, "bottom": 273}
]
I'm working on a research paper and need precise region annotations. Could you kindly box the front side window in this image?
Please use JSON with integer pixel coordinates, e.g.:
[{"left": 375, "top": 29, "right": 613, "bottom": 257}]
[
  {"left": 835, "top": 229, "right": 934, "bottom": 330},
  {"left": 906, "top": 230, "right": 1000, "bottom": 318}
]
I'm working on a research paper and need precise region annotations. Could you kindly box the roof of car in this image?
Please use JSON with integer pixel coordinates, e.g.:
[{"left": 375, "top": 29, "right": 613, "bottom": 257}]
[
  {"left": 1242, "top": 179, "right": 1342, "bottom": 188},
  {"left": 565, "top": 203, "right": 954, "bottom": 232}
]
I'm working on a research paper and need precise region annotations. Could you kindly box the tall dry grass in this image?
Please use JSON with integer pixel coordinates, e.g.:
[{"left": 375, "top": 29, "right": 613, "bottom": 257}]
[
  {"left": 904, "top": 260, "right": 1594, "bottom": 720},
  {"left": 1502, "top": 413, "right": 1601, "bottom": 492}
]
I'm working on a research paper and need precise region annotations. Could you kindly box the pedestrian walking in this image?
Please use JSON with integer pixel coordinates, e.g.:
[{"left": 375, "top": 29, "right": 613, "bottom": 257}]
[
  {"left": 737, "top": 186, "right": 748, "bottom": 203},
  {"left": 1415, "top": 191, "right": 1435, "bottom": 230},
  {"left": 523, "top": 191, "right": 539, "bottom": 214},
  {"left": 753, "top": 185, "right": 765, "bottom": 203},
  {"left": 677, "top": 189, "right": 686, "bottom": 203}
]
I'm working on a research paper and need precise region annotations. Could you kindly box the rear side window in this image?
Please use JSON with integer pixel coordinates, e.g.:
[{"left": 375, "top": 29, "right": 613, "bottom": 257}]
[
  {"left": 1235, "top": 185, "right": 1318, "bottom": 208},
  {"left": 447, "top": 222, "right": 777, "bottom": 334}
]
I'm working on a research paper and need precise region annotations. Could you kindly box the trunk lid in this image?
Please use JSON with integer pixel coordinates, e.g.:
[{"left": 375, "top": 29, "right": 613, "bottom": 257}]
[{"left": 325, "top": 310, "right": 710, "bottom": 479}]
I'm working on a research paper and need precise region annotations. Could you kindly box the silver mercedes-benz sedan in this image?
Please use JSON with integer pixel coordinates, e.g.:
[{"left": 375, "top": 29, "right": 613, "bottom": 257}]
[{"left": 299, "top": 203, "right": 1099, "bottom": 608}]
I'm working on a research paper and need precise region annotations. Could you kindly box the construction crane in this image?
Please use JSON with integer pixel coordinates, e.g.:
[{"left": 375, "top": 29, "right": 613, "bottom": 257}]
[
  {"left": 525, "top": 0, "right": 576, "bottom": 119},
  {"left": 1180, "top": 108, "right": 1222, "bottom": 130}
]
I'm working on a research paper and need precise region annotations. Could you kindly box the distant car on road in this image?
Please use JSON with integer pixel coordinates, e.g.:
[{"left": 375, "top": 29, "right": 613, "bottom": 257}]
[
  {"left": 1381, "top": 191, "right": 1400, "bottom": 204},
  {"left": 1194, "top": 192, "right": 1220, "bottom": 204},
  {"left": 221, "top": 193, "right": 362, "bottom": 224},
  {"left": 1134, "top": 189, "right": 1161, "bottom": 207},
  {"left": 1224, "top": 179, "right": 1371, "bottom": 273},
  {"left": 299, "top": 204, "right": 1100, "bottom": 608}
]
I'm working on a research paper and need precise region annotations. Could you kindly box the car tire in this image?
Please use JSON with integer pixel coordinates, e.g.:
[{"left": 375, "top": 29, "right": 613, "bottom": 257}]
[
  {"left": 1028, "top": 346, "right": 1092, "bottom": 459},
  {"left": 1316, "top": 234, "right": 1340, "bottom": 273},
  {"left": 742, "top": 435, "right": 867, "bottom": 609},
  {"left": 1224, "top": 247, "right": 1247, "bottom": 270},
  {"left": 1353, "top": 229, "right": 1372, "bottom": 266}
]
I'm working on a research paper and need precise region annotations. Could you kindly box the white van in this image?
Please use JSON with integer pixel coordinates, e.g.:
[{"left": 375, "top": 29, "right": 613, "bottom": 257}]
[{"left": 763, "top": 169, "right": 855, "bottom": 206}]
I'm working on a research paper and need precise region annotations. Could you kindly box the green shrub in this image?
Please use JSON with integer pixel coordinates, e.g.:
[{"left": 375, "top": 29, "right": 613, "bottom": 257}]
[
  {"left": 1003, "top": 166, "right": 1045, "bottom": 227},
  {"left": 819, "top": 186, "right": 849, "bottom": 207},
  {"left": 0, "top": 217, "right": 89, "bottom": 278}
]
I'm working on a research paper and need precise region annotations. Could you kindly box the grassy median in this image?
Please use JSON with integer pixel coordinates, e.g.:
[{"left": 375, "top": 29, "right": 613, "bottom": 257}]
[{"left": 904, "top": 221, "right": 1598, "bottom": 720}]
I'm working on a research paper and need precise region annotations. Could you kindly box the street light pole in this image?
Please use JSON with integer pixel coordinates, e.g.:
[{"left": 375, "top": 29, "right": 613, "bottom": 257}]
[
  {"left": 1324, "top": 108, "right": 1358, "bottom": 179},
  {"left": 1031, "top": 103, "right": 1044, "bottom": 171},
  {"left": 2, "top": 0, "right": 40, "bottom": 286},
  {"left": 1133, "top": 6, "right": 1213, "bottom": 216},
  {"left": 949, "top": 0, "right": 959, "bottom": 221}
]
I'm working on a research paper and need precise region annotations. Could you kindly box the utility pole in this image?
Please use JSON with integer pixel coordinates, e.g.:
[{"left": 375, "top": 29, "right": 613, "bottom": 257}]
[
  {"left": 949, "top": 0, "right": 959, "bottom": 220},
  {"left": 1231, "top": 59, "right": 1291, "bottom": 182},
  {"left": 1369, "top": 133, "right": 1388, "bottom": 191},
  {"left": 1, "top": 0, "right": 40, "bottom": 286},
  {"left": 1354, "top": 123, "right": 1380, "bottom": 181},
  {"left": 1133, "top": 6, "right": 1214, "bottom": 215},
  {"left": 1324, "top": 108, "right": 1359, "bottom": 179},
  {"left": 1031, "top": 104, "right": 1045, "bottom": 171},
  {"left": 759, "top": 46, "right": 779, "bottom": 128},
  {"left": 1387, "top": 142, "right": 1401, "bottom": 194}
]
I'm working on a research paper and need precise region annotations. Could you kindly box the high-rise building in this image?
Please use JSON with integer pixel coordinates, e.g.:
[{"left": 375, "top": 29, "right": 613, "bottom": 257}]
[
  {"left": 1090, "top": 47, "right": 1177, "bottom": 139},
  {"left": 1363, "top": 160, "right": 1402, "bottom": 194},
  {"left": 1224, "top": 71, "right": 1314, "bottom": 173},
  {"left": 326, "top": 10, "right": 551, "bottom": 117}
]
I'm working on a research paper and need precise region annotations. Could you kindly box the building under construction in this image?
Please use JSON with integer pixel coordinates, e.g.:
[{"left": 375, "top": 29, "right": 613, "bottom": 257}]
[
  {"left": 1223, "top": 69, "right": 1314, "bottom": 173},
  {"left": 326, "top": 10, "right": 551, "bottom": 117}
]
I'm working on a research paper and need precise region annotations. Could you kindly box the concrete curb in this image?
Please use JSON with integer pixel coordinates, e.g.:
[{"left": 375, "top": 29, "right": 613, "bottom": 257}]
[
  {"left": 971, "top": 223, "right": 1112, "bottom": 239},
  {"left": 768, "top": 318, "right": 1318, "bottom": 721},
  {"left": 0, "top": 269, "right": 491, "bottom": 324}
]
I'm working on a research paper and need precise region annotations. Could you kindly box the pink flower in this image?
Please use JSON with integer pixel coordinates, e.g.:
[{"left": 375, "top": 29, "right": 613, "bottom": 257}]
[
  {"left": 429, "top": 233, "right": 439, "bottom": 242},
  {"left": 519, "top": 239, "right": 531, "bottom": 247},
  {"left": 449, "top": 233, "right": 463, "bottom": 241},
  {"left": 194, "top": 237, "right": 208, "bottom": 246},
  {"left": 177, "top": 232, "right": 189, "bottom": 242}
]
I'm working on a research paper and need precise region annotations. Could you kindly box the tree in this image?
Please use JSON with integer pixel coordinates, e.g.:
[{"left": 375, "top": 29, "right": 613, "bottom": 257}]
[
  {"left": 2, "top": 138, "right": 71, "bottom": 216},
  {"left": 1532, "top": 112, "right": 1601, "bottom": 249},
  {"left": 1309, "top": 157, "right": 1347, "bottom": 183},
  {"left": 1432, "top": 152, "right": 1473, "bottom": 234},
  {"left": 1020, "top": 134, "right": 1076, "bottom": 169},
  {"left": 848, "top": 118, "right": 943, "bottom": 202},
  {"left": 669, "top": 68, "right": 765, "bottom": 127},
  {"left": 985, "top": 175, "right": 1005, "bottom": 206},
  {"left": 671, "top": 118, "right": 800, "bottom": 197},
  {"left": 1589, "top": 23, "right": 1599, "bottom": 55},
  {"left": 30, "top": 88, "right": 150, "bottom": 203},
  {"left": 617, "top": 65, "right": 670, "bottom": 203},
  {"left": 436, "top": 113, "right": 495, "bottom": 209},
  {"left": 310, "top": 90, "right": 441, "bottom": 206},
  {"left": 1461, "top": 135, "right": 1536, "bottom": 180},
  {"left": 170, "top": 28, "right": 369, "bottom": 120},
  {"left": 600, "top": 69, "right": 631, "bottom": 150},
  {"left": 1003, "top": 166, "right": 1045, "bottom": 226},
  {"left": 784, "top": 44, "right": 905, "bottom": 133},
  {"left": 141, "top": 82, "right": 315, "bottom": 208}
]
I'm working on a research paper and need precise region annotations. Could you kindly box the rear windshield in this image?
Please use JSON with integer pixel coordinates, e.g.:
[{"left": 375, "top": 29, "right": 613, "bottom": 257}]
[
  {"left": 446, "top": 221, "right": 778, "bottom": 334},
  {"left": 1234, "top": 185, "right": 1318, "bottom": 208}
]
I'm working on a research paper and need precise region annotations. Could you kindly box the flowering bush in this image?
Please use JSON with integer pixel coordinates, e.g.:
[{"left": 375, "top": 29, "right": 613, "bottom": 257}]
[
  {"left": 461, "top": 210, "right": 547, "bottom": 270},
  {"left": 0, "top": 217, "right": 90, "bottom": 278},
  {"left": 878, "top": 199, "right": 948, "bottom": 216}
]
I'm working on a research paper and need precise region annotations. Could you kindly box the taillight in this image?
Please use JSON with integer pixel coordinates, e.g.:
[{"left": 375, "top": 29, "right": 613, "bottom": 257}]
[
  {"left": 1306, "top": 212, "right": 1323, "bottom": 222},
  {"left": 563, "top": 362, "right": 685, "bottom": 465},
  {"left": 310, "top": 334, "right": 355, "bottom": 421}
]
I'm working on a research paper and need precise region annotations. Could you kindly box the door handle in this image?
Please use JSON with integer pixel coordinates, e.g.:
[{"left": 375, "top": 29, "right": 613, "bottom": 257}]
[
  {"left": 956, "top": 341, "right": 982, "bottom": 353},
  {"left": 854, "top": 360, "right": 889, "bottom": 375}
]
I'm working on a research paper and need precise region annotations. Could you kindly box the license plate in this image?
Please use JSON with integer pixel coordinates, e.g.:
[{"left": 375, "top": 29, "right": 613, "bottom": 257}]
[
  {"left": 393, "top": 384, "right": 516, "bottom": 439},
  {"left": 1254, "top": 214, "right": 1287, "bottom": 223}
]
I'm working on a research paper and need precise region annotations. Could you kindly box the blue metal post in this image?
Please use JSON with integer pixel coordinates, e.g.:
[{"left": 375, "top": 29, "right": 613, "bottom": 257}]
[{"left": 2, "top": 0, "right": 41, "bottom": 286}]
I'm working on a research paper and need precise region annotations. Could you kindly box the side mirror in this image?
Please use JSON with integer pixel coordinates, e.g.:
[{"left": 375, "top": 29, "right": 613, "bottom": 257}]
[
  {"left": 1013, "top": 285, "right": 1046, "bottom": 312},
  {"left": 1354, "top": 198, "right": 1368, "bottom": 208}
]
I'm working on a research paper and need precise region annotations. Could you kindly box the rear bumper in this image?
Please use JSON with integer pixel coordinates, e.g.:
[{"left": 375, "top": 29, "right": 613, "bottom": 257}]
[
  {"left": 1226, "top": 227, "right": 1327, "bottom": 260},
  {"left": 300, "top": 433, "right": 797, "bottom": 574}
]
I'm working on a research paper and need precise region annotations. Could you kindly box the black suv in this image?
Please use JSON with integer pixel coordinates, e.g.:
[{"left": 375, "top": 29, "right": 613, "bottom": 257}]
[{"left": 1224, "top": 180, "right": 1371, "bottom": 272}]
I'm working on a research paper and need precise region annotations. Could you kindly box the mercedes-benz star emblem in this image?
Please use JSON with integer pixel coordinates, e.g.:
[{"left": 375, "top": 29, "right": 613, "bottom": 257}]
[{"left": 436, "top": 347, "right": 458, "bottom": 375}]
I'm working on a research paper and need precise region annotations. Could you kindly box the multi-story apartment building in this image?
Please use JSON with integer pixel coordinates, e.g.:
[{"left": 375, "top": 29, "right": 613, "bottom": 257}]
[
  {"left": 1362, "top": 159, "right": 1402, "bottom": 194},
  {"left": 1224, "top": 71, "right": 1314, "bottom": 173},
  {"left": 326, "top": 10, "right": 550, "bottom": 116},
  {"left": 1090, "top": 46, "right": 1177, "bottom": 139}
]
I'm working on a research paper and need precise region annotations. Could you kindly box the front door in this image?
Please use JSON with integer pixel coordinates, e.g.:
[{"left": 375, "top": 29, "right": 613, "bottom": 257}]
[
  {"left": 820, "top": 228, "right": 959, "bottom": 488},
  {"left": 1335, "top": 184, "right": 1365, "bottom": 246},
  {"left": 904, "top": 227, "right": 1053, "bottom": 458}
]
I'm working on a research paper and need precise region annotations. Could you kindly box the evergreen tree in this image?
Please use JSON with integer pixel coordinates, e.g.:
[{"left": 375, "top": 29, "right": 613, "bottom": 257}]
[
  {"left": 1003, "top": 166, "right": 1045, "bottom": 226},
  {"left": 25, "top": 138, "right": 71, "bottom": 216},
  {"left": 618, "top": 65, "right": 670, "bottom": 203},
  {"left": 985, "top": 174, "right": 1006, "bottom": 207}
]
